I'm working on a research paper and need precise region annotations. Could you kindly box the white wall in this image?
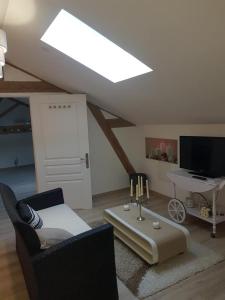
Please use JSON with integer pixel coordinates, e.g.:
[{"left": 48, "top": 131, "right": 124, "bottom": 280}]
[
  {"left": 141, "top": 124, "right": 225, "bottom": 206},
  {"left": 88, "top": 109, "right": 144, "bottom": 195}
]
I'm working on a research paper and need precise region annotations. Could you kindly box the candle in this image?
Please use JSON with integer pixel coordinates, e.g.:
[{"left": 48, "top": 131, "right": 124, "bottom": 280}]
[
  {"left": 153, "top": 221, "right": 160, "bottom": 229},
  {"left": 123, "top": 204, "right": 130, "bottom": 211},
  {"left": 140, "top": 177, "right": 143, "bottom": 196},
  {"left": 136, "top": 184, "right": 139, "bottom": 201},
  {"left": 130, "top": 179, "right": 133, "bottom": 197},
  {"left": 138, "top": 176, "right": 141, "bottom": 197},
  {"left": 146, "top": 179, "right": 150, "bottom": 199}
]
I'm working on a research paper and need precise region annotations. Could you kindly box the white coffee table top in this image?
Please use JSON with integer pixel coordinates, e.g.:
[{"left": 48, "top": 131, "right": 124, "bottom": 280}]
[{"left": 105, "top": 204, "right": 190, "bottom": 264}]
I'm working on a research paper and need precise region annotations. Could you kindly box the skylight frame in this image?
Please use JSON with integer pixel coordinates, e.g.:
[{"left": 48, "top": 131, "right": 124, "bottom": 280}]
[{"left": 41, "top": 9, "right": 153, "bottom": 83}]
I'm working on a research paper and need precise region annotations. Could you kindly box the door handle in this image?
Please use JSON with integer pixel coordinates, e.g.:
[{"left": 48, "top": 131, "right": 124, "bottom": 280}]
[{"left": 80, "top": 153, "right": 89, "bottom": 169}]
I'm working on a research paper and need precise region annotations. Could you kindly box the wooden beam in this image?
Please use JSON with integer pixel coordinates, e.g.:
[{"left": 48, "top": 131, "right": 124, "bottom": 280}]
[
  {"left": 6, "top": 62, "right": 69, "bottom": 92},
  {"left": 92, "top": 103, "right": 135, "bottom": 126},
  {"left": 88, "top": 102, "right": 135, "bottom": 175},
  {"left": 8, "top": 98, "right": 29, "bottom": 107},
  {"left": 6, "top": 62, "right": 46, "bottom": 82},
  {"left": 0, "top": 81, "right": 65, "bottom": 93},
  {"left": 107, "top": 118, "right": 135, "bottom": 128},
  {"left": 0, "top": 103, "right": 20, "bottom": 118}
]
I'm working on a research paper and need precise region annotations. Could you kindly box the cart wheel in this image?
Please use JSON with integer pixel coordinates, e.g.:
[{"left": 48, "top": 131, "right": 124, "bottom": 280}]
[
  {"left": 210, "top": 233, "right": 216, "bottom": 238},
  {"left": 168, "top": 198, "right": 186, "bottom": 223}
]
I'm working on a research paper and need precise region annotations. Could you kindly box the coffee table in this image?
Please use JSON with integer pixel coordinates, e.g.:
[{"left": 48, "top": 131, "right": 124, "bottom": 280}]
[{"left": 104, "top": 204, "right": 190, "bottom": 264}]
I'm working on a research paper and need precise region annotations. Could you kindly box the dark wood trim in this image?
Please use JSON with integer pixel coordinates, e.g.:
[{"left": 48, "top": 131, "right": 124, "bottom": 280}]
[
  {"left": 6, "top": 62, "right": 68, "bottom": 92},
  {"left": 0, "top": 103, "right": 20, "bottom": 118},
  {"left": 88, "top": 102, "right": 135, "bottom": 175},
  {"left": 2, "top": 62, "right": 68, "bottom": 93},
  {"left": 92, "top": 103, "right": 135, "bottom": 126},
  {"left": 0, "top": 81, "right": 65, "bottom": 93},
  {"left": 6, "top": 62, "right": 45, "bottom": 82},
  {"left": 107, "top": 118, "right": 135, "bottom": 128},
  {"left": 5, "top": 62, "right": 135, "bottom": 127}
]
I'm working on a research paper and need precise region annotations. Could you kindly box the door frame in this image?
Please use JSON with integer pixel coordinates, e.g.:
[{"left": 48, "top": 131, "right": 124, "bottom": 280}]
[
  {"left": 0, "top": 92, "right": 68, "bottom": 194},
  {"left": 29, "top": 94, "right": 92, "bottom": 209}
]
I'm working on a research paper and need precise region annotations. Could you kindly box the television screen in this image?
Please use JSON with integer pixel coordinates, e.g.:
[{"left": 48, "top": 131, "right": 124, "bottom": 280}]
[{"left": 180, "top": 136, "right": 225, "bottom": 178}]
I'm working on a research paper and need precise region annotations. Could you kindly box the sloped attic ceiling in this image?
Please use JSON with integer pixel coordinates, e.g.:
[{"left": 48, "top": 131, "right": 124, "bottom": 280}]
[
  {"left": 0, "top": 0, "right": 9, "bottom": 26},
  {"left": 2, "top": 0, "right": 225, "bottom": 125}
]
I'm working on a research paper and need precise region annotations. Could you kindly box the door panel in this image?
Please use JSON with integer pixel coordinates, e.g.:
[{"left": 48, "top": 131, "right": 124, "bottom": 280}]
[
  {"left": 46, "top": 165, "right": 81, "bottom": 176},
  {"left": 42, "top": 103, "right": 80, "bottom": 158},
  {"left": 30, "top": 94, "right": 92, "bottom": 209}
]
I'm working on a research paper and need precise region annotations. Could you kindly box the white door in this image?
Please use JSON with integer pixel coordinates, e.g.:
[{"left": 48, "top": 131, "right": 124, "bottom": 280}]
[{"left": 29, "top": 94, "right": 92, "bottom": 209}]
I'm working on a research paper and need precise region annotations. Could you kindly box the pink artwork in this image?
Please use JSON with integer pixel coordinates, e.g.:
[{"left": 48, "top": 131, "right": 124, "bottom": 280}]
[{"left": 145, "top": 138, "right": 177, "bottom": 164}]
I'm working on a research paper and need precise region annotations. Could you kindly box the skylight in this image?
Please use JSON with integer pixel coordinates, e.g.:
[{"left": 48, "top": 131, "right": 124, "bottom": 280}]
[{"left": 41, "top": 9, "right": 153, "bottom": 83}]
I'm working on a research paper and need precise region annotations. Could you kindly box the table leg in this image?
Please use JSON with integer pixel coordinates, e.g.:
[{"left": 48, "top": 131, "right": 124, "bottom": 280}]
[
  {"left": 173, "top": 183, "right": 176, "bottom": 199},
  {"left": 211, "top": 190, "right": 217, "bottom": 238}
]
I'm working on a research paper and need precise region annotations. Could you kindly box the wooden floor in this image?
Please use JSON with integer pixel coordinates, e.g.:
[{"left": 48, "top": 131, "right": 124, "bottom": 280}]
[{"left": 1, "top": 189, "right": 225, "bottom": 300}]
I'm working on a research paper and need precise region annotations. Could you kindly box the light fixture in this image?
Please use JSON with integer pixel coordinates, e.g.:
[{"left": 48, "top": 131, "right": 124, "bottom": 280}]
[
  {"left": 0, "top": 48, "right": 5, "bottom": 66},
  {"left": 41, "top": 9, "right": 153, "bottom": 83},
  {"left": 0, "top": 29, "right": 7, "bottom": 71},
  {"left": 0, "top": 29, "right": 7, "bottom": 53}
]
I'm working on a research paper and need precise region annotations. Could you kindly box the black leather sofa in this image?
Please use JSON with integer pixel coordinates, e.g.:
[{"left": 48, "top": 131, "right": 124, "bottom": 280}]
[{"left": 0, "top": 183, "right": 118, "bottom": 300}]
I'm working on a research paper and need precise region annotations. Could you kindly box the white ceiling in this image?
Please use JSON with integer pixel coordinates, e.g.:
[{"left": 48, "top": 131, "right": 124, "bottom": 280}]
[{"left": 2, "top": 0, "right": 225, "bottom": 124}]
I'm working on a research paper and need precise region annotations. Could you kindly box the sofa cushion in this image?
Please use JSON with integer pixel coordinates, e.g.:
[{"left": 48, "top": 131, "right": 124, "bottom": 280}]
[
  {"left": 37, "top": 204, "right": 91, "bottom": 236},
  {"left": 36, "top": 227, "right": 74, "bottom": 249},
  {"left": 17, "top": 202, "right": 43, "bottom": 229}
]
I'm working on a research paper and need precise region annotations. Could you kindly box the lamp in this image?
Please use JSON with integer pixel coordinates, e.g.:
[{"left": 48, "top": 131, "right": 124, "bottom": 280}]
[
  {"left": 0, "top": 29, "right": 7, "bottom": 53},
  {"left": 0, "top": 29, "right": 7, "bottom": 73},
  {"left": 0, "top": 66, "right": 3, "bottom": 79},
  {"left": 0, "top": 48, "right": 5, "bottom": 66}
]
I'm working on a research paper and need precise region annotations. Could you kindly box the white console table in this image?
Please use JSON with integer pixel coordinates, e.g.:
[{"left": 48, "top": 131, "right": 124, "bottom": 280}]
[{"left": 167, "top": 169, "right": 225, "bottom": 237}]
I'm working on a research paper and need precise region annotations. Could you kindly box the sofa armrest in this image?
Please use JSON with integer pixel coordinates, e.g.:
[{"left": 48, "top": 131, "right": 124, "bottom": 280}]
[
  {"left": 22, "top": 188, "right": 64, "bottom": 210},
  {"left": 32, "top": 224, "right": 118, "bottom": 300}
]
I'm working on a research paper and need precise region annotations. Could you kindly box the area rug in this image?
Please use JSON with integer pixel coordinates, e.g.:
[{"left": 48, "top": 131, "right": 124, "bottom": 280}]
[
  {"left": 89, "top": 220, "right": 224, "bottom": 299},
  {"left": 115, "top": 238, "right": 224, "bottom": 299}
]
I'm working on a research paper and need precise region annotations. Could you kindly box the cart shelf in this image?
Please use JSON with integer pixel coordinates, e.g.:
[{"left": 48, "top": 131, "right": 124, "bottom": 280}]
[
  {"left": 167, "top": 169, "right": 225, "bottom": 237},
  {"left": 186, "top": 207, "right": 225, "bottom": 225}
]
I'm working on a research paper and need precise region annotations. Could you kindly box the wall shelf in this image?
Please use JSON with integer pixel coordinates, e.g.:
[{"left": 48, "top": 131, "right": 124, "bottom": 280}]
[{"left": 0, "top": 123, "right": 31, "bottom": 135}]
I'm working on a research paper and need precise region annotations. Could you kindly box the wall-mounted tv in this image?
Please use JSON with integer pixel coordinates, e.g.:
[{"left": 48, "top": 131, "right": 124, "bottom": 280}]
[{"left": 180, "top": 136, "right": 225, "bottom": 178}]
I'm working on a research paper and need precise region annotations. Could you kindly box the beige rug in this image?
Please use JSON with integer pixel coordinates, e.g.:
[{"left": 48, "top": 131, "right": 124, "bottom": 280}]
[
  {"left": 115, "top": 239, "right": 224, "bottom": 299},
  {"left": 90, "top": 220, "right": 224, "bottom": 299}
]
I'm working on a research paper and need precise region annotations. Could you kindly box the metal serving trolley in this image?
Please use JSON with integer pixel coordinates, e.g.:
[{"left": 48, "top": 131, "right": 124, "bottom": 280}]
[{"left": 167, "top": 169, "right": 225, "bottom": 237}]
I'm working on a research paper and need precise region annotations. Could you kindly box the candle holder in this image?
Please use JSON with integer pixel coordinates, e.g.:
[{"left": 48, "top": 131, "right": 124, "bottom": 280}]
[
  {"left": 129, "top": 195, "right": 135, "bottom": 204},
  {"left": 137, "top": 196, "right": 145, "bottom": 222}
]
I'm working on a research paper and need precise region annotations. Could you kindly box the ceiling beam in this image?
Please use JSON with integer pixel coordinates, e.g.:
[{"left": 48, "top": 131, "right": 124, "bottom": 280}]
[
  {"left": 0, "top": 103, "right": 20, "bottom": 118},
  {"left": 0, "top": 81, "right": 65, "bottom": 93},
  {"left": 4, "top": 62, "right": 136, "bottom": 126},
  {"left": 8, "top": 98, "right": 29, "bottom": 107},
  {"left": 6, "top": 62, "right": 68, "bottom": 91},
  {"left": 106, "top": 118, "right": 135, "bottom": 128},
  {"left": 88, "top": 102, "right": 135, "bottom": 175}
]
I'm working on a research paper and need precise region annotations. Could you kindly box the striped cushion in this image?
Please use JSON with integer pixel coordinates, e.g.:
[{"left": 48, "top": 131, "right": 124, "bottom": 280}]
[{"left": 17, "top": 202, "right": 43, "bottom": 229}]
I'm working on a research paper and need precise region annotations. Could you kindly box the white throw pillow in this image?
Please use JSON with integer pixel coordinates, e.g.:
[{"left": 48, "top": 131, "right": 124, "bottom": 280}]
[{"left": 36, "top": 228, "right": 74, "bottom": 249}]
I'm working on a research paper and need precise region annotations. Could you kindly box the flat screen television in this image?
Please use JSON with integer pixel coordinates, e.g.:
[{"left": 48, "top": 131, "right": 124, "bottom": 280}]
[{"left": 180, "top": 136, "right": 225, "bottom": 178}]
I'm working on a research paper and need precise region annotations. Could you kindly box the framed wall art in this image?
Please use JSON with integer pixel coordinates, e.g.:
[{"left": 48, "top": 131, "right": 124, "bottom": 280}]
[{"left": 145, "top": 137, "right": 177, "bottom": 164}]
